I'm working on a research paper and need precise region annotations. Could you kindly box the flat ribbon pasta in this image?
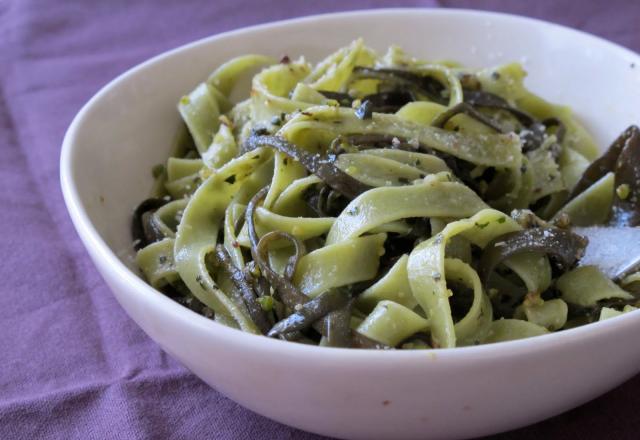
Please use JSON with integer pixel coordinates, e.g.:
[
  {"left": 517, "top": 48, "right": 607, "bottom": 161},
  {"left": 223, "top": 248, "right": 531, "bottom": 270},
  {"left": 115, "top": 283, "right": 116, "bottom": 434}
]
[{"left": 134, "top": 41, "right": 635, "bottom": 350}]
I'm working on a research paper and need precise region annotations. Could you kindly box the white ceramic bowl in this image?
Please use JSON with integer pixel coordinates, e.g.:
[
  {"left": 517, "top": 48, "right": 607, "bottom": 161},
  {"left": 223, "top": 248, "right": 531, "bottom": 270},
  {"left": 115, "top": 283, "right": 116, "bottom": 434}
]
[{"left": 60, "top": 9, "right": 640, "bottom": 440}]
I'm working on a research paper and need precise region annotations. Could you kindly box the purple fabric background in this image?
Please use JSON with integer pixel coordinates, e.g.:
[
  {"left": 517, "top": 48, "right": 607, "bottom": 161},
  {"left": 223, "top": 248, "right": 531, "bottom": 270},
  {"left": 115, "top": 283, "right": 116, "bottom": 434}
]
[{"left": 1, "top": 0, "right": 639, "bottom": 438}]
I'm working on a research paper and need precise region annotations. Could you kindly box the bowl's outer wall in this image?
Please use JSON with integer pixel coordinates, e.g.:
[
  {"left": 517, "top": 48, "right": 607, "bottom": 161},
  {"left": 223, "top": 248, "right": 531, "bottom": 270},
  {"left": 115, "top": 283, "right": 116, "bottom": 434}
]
[{"left": 62, "top": 9, "right": 640, "bottom": 440}]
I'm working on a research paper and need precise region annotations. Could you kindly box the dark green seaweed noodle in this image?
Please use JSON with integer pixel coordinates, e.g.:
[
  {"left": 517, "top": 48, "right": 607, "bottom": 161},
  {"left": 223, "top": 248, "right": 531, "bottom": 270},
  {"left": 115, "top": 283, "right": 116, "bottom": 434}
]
[
  {"left": 132, "top": 198, "right": 169, "bottom": 250},
  {"left": 430, "top": 102, "right": 506, "bottom": 133},
  {"left": 567, "top": 125, "right": 640, "bottom": 226},
  {"left": 462, "top": 90, "right": 534, "bottom": 126},
  {"left": 479, "top": 227, "right": 588, "bottom": 284},
  {"left": 246, "top": 187, "right": 309, "bottom": 308},
  {"left": 352, "top": 66, "right": 447, "bottom": 104},
  {"left": 244, "top": 135, "right": 372, "bottom": 199},
  {"left": 302, "top": 183, "right": 350, "bottom": 217},
  {"left": 318, "top": 89, "right": 415, "bottom": 114},
  {"left": 462, "top": 90, "right": 567, "bottom": 151},
  {"left": 134, "top": 64, "right": 640, "bottom": 349},
  {"left": 212, "top": 244, "right": 272, "bottom": 334},
  {"left": 567, "top": 296, "right": 640, "bottom": 324},
  {"left": 324, "top": 299, "right": 355, "bottom": 347},
  {"left": 608, "top": 127, "right": 640, "bottom": 227},
  {"left": 569, "top": 126, "right": 638, "bottom": 199},
  {"left": 267, "top": 289, "right": 351, "bottom": 337}
]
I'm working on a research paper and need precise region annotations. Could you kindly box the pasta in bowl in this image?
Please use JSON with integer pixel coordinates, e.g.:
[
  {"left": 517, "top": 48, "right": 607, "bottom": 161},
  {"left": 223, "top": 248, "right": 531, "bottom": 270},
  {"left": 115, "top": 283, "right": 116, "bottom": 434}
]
[
  {"left": 61, "top": 9, "right": 640, "bottom": 439},
  {"left": 134, "top": 40, "right": 640, "bottom": 350}
]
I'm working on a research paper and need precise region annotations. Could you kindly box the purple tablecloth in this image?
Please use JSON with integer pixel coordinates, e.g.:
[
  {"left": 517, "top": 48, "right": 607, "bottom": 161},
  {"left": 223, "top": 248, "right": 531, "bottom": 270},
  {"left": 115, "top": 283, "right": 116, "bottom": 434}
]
[{"left": 1, "top": 0, "right": 639, "bottom": 438}]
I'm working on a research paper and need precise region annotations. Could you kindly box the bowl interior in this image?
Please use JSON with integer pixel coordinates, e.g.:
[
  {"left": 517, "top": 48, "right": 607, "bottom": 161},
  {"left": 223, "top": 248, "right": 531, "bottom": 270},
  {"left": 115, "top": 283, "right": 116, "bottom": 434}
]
[{"left": 64, "top": 9, "right": 640, "bottom": 271}]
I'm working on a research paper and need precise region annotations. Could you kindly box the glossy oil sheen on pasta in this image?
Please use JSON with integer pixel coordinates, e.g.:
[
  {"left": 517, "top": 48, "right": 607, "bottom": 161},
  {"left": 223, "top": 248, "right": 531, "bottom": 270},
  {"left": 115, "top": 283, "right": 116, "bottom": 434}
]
[{"left": 132, "top": 40, "right": 640, "bottom": 349}]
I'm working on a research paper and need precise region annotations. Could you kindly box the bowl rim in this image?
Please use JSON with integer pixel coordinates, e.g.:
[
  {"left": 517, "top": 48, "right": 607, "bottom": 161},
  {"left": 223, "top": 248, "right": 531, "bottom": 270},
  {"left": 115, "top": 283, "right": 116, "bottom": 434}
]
[{"left": 60, "top": 7, "right": 640, "bottom": 362}]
